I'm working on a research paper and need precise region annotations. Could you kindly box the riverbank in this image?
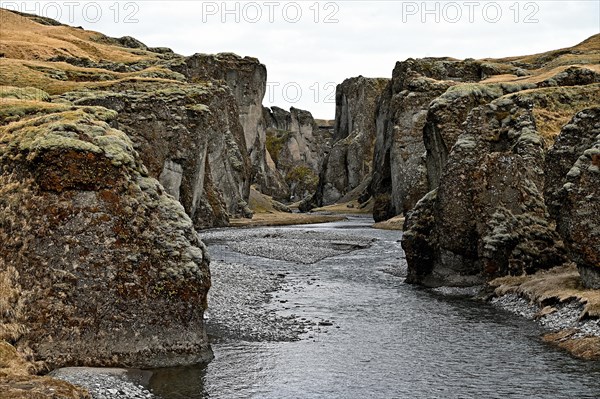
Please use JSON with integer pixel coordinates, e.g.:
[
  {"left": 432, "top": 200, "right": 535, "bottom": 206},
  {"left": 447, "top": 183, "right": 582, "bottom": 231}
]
[
  {"left": 489, "top": 264, "right": 600, "bottom": 360},
  {"left": 230, "top": 212, "right": 346, "bottom": 227}
]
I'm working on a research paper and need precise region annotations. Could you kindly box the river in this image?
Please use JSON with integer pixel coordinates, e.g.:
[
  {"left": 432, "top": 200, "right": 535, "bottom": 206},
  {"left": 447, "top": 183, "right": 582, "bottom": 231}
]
[{"left": 149, "top": 217, "right": 600, "bottom": 399}]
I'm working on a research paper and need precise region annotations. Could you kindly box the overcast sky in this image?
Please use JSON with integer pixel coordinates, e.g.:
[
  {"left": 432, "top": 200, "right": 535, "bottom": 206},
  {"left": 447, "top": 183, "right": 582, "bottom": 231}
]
[{"left": 8, "top": 0, "right": 600, "bottom": 118}]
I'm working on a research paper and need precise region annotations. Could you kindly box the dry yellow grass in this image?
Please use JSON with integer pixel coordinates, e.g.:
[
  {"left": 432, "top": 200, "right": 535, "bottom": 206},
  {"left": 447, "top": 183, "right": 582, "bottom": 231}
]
[
  {"left": 0, "top": 58, "right": 182, "bottom": 95},
  {"left": 491, "top": 34, "right": 600, "bottom": 66},
  {"left": 0, "top": 341, "right": 91, "bottom": 398},
  {"left": 230, "top": 212, "right": 346, "bottom": 227},
  {"left": 312, "top": 199, "right": 373, "bottom": 215},
  {"left": 542, "top": 330, "right": 600, "bottom": 361},
  {"left": 372, "top": 215, "right": 405, "bottom": 231},
  {"left": 491, "top": 264, "right": 600, "bottom": 359},
  {"left": 0, "top": 8, "right": 153, "bottom": 63}
]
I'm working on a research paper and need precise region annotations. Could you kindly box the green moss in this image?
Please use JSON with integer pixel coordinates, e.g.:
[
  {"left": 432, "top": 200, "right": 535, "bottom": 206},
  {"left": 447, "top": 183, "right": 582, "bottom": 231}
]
[
  {"left": 186, "top": 104, "right": 210, "bottom": 113},
  {"left": 0, "top": 86, "right": 50, "bottom": 101},
  {"left": 266, "top": 129, "right": 292, "bottom": 164}
]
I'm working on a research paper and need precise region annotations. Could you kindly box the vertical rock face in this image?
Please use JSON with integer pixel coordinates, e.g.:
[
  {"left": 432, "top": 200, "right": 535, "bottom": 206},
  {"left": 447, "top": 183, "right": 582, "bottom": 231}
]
[
  {"left": 168, "top": 53, "right": 284, "bottom": 197},
  {"left": 402, "top": 85, "right": 599, "bottom": 287},
  {"left": 308, "top": 77, "right": 388, "bottom": 207},
  {"left": 369, "top": 59, "right": 481, "bottom": 221},
  {"left": 423, "top": 83, "right": 534, "bottom": 190},
  {"left": 0, "top": 104, "right": 212, "bottom": 368},
  {"left": 68, "top": 80, "right": 252, "bottom": 229},
  {"left": 546, "top": 108, "right": 600, "bottom": 288},
  {"left": 263, "top": 106, "right": 332, "bottom": 200}
]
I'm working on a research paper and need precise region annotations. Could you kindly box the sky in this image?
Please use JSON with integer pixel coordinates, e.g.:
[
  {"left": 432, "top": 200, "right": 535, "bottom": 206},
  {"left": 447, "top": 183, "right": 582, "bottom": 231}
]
[{"left": 4, "top": 0, "right": 599, "bottom": 119}]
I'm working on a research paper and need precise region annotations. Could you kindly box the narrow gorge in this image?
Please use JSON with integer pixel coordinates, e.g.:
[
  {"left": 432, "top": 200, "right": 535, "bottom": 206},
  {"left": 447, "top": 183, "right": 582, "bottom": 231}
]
[{"left": 0, "top": 7, "right": 599, "bottom": 399}]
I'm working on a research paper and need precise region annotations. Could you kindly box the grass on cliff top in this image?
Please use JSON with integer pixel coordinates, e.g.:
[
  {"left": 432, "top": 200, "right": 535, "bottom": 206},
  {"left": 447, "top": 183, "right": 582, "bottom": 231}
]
[
  {"left": 0, "top": 58, "right": 184, "bottom": 95},
  {"left": 0, "top": 97, "right": 71, "bottom": 126},
  {"left": 481, "top": 64, "right": 600, "bottom": 85},
  {"left": 0, "top": 8, "right": 154, "bottom": 63},
  {"left": 491, "top": 33, "right": 600, "bottom": 68},
  {"left": 490, "top": 263, "right": 600, "bottom": 319},
  {"left": 518, "top": 84, "right": 600, "bottom": 146}
]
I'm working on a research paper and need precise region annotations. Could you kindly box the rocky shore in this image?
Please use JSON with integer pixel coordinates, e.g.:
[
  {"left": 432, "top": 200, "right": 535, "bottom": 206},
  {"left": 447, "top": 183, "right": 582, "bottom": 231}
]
[
  {"left": 489, "top": 264, "right": 600, "bottom": 359},
  {"left": 50, "top": 368, "right": 155, "bottom": 399}
]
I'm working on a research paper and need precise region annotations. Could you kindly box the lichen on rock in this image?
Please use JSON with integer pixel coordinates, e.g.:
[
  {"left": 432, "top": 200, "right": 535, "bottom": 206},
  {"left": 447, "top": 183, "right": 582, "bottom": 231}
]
[{"left": 0, "top": 101, "right": 212, "bottom": 368}]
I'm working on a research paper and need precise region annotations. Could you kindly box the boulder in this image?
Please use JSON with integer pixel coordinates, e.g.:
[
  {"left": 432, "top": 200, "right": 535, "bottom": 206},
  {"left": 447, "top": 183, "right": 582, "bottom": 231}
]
[{"left": 0, "top": 103, "right": 212, "bottom": 368}]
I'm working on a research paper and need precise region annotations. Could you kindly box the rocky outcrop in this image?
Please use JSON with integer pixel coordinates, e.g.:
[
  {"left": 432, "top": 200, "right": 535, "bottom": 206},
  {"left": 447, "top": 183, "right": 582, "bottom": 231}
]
[
  {"left": 263, "top": 106, "right": 332, "bottom": 200},
  {"left": 546, "top": 108, "right": 600, "bottom": 288},
  {"left": 167, "top": 53, "right": 287, "bottom": 197},
  {"left": 369, "top": 59, "right": 472, "bottom": 221},
  {"left": 306, "top": 77, "right": 388, "bottom": 208},
  {"left": 423, "top": 82, "right": 535, "bottom": 190},
  {"left": 402, "top": 85, "right": 599, "bottom": 287},
  {"left": 0, "top": 102, "right": 212, "bottom": 368},
  {"left": 64, "top": 80, "right": 252, "bottom": 229}
]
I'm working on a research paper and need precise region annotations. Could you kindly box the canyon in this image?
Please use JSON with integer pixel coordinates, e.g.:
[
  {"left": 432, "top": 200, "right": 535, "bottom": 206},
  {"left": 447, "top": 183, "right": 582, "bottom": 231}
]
[{"left": 0, "top": 7, "right": 599, "bottom": 397}]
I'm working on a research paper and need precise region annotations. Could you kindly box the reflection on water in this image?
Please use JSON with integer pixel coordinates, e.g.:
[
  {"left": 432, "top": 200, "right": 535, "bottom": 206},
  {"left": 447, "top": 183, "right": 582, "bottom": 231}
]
[{"left": 150, "top": 218, "right": 600, "bottom": 399}]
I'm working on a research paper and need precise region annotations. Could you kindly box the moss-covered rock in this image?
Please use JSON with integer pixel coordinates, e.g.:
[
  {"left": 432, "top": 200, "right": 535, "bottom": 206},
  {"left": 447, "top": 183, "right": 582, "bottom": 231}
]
[
  {"left": 403, "top": 85, "right": 599, "bottom": 287},
  {"left": 0, "top": 102, "right": 212, "bottom": 368},
  {"left": 63, "top": 79, "right": 251, "bottom": 229},
  {"left": 263, "top": 106, "right": 332, "bottom": 201},
  {"left": 547, "top": 108, "right": 600, "bottom": 288}
]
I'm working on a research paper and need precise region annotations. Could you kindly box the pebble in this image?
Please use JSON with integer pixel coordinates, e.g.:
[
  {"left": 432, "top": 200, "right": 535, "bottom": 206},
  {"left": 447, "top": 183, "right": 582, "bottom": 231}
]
[
  {"left": 50, "top": 368, "right": 155, "bottom": 399},
  {"left": 491, "top": 293, "right": 600, "bottom": 337}
]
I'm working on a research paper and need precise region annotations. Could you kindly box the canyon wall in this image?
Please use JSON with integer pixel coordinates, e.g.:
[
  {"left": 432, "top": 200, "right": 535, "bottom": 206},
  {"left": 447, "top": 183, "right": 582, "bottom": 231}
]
[
  {"left": 399, "top": 35, "right": 600, "bottom": 286},
  {"left": 0, "top": 97, "right": 212, "bottom": 368},
  {"left": 308, "top": 76, "right": 388, "bottom": 208},
  {"left": 263, "top": 106, "right": 333, "bottom": 201}
]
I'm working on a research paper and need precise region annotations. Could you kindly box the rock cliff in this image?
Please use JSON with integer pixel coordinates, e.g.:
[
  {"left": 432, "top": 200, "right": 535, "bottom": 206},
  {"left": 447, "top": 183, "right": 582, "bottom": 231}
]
[
  {"left": 167, "top": 53, "right": 288, "bottom": 199},
  {"left": 63, "top": 80, "right": 252, "bottom": 229},
  {"left": 402, "top": 82, "right": 599, "bottom": 286},
  {"left": 306, "top": 77, "right": 388, "bottom": 208},
  {"left": 0, "top": 97, "right": 212, "bottom": 367},
  {"left": 546, "top": 108, "right": 600, "bottom": 288},
  {"left": 369, "top": 58, "right": 515, "bottom": 221},
  {"left": 263, "top": 106, "right": 332, "bottom": 201},
  {"left": 0, "top": 9, "right": 265, "bottom": 227}
]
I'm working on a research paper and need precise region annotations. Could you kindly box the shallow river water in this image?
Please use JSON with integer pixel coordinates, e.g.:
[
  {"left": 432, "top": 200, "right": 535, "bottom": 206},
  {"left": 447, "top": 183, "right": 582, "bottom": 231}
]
[{"left": 149, "top": 218, "right": 600, "bottom": 399}]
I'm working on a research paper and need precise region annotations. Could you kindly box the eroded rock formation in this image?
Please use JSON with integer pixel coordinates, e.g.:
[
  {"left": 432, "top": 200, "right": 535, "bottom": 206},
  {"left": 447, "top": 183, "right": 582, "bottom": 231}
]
[
  {"left": 402, "top": 84, "right": 599, "bottom": 287},
  {"left": 369, "top": 58, "right": 515, "bottom": 221},
  {"left": 64, "top": 80, "right": 252, "bottom": 229},
  {"left": 0, "top": 101, "right": 212, "bottom": 367},
  {"left": 546, "top": 108, "right": 600, "bottom": 288},
  {"left": 306, "top": 76, "right": 388, "bottom": 208},
  {"left": 167, "top": 53, "right": 289, "bottom": 199},
  {"left": 263, "top": 106, "right": 332, "bottom": 200}
]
